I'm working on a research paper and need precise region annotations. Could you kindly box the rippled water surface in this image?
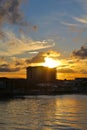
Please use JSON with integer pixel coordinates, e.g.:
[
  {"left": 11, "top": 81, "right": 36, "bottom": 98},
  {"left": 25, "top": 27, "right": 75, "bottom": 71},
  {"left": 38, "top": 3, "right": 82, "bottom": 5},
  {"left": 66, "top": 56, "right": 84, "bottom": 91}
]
[{"left": 0, "top": 95, "right": 87, "bottom": 130}]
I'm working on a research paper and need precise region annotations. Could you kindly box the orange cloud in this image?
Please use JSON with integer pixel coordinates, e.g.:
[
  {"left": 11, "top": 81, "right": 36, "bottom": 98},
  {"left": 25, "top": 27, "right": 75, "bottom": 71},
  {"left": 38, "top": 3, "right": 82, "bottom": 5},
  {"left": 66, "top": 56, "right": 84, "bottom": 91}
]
[
  {"left": 26, "top": 50, "right": 61, "bottom": 65},
  {"left": 0, "top": 31, "right": 55, "bottom": 56}
]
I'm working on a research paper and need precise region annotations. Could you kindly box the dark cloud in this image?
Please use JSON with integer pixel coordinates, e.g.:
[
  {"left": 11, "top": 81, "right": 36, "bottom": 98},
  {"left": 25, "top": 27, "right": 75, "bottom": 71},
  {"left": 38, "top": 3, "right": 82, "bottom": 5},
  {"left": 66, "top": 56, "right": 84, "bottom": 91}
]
[
  {"left": 15, "top": 61, "right": 22, "bottom": 66},
  {"left": 0, "top": 64, "right": 20, "bottom": 72},
  {"left": 0, "top": 67, "right": 20, "bottom": 72},
  {"left": 14, "top": 59, "right": 26, "bottom": 67},
  {"left": 71, "top": 44, "right": 87, "bottom": 59},
  {"left": 0, "top": 64, "right": 9, "bottom": 68},
  {"left": 28, "top": 52, "right": 45, "bottom": 63},
  {"left": 0, "top": 0, "right": 24, "bottom": 27},
  {"left": 32, "top": 25, "right": 38, "bottom": 31},
  {"left": 26, "top": 50, "right": 60, "bottom": 64},
  {"left": 0, "top": 0, "right": 38, "bottom": 34}
]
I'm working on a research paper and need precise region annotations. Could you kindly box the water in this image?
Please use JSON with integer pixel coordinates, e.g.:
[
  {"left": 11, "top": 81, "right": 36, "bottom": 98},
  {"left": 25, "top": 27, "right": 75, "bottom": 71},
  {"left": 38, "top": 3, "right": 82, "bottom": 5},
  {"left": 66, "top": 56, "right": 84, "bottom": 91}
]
[{"left": 0, "top": 95, "right": 87, "bottom": 130}]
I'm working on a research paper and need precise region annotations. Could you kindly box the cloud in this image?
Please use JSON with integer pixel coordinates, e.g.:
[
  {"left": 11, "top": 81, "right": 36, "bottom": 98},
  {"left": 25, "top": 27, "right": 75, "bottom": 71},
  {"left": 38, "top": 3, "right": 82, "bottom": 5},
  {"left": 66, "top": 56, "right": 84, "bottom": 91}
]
[
  {"left": 26, "top": 50, "right": 61, "bottom": 64},
  {"left": 76, "top": 0, "right": 87, "bottom": 11},
  {"left": 11, "top": 57, "right": 27, "bottom": 68},
  {"left": 32, "top": 25, "right": 38, "bottom": 31},
  {"left": 61, "top": 21, "right": 78, "bottom": 27},
  {"left": 43, "top": 50, "right": 60, "bottom": 58},
  {"left": 0, "top": 50, "right": 61, "bottom": 72},
  {"left": 0, "top": 0, "right": 38, "bottom": 33},
  {"left": 0, "top": 56, "right": 27, "bottom": 73},
  {"left": 0, "top": 64, "right": 20, "bottom": 72},
  {"left": 0, "top": 57, "right": 8, "bottom": 65},
  {"left": 0, "top": 64, "right": 9, "bottom": 68},
  {"left": 0, "top": 0, "right": 24, "bottom": 26},
  {"left": 58, "top": 68, "right": 75, "bottom": 73},
  {"left": 80, "top": 69, "right": 87, "bottom": 74},
  {"left": 0, "top": 31, "right": 55, "bottom": 56},
  {"left": 0, "top": 67, "right": 20, "bottom": 72},
  {"left": 28, "top": 52, "right": 45, "bottom": 64},
  {"left": 0, "top": 31, "right": 5, "bottom": 39},
  {"left": 71, "top": 44, "right": 87, "bottom": 59},
  {"left": 69, "top": 26, "right": 86, "bottom": 33},
  {"left": 28, "top": 51, "right": 38, "bottom": 54},
  {"left": 74, "top": 17, "right": 87, "bottom": 24}
]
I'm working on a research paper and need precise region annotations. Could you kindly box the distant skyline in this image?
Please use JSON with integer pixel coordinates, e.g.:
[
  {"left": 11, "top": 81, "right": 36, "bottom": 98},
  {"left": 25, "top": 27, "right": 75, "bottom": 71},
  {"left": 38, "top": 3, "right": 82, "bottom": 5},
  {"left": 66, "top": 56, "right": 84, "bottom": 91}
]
[{"left": 0, "top": 0, "right": 87, "bottom": 79}]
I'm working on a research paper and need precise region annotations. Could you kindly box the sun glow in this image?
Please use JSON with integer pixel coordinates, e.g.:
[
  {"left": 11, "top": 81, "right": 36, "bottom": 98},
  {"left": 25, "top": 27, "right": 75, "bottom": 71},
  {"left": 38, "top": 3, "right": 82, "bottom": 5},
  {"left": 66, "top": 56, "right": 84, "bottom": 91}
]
[{"left": 43, "top": 57, "right": 61, "bottom": 68}]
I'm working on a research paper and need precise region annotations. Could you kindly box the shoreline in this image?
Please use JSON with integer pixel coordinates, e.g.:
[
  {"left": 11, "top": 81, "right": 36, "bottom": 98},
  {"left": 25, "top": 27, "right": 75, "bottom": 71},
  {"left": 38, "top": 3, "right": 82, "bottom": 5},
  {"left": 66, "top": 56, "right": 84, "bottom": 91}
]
[{"left": 0, "top": 91, "right": 87, "bottom": 100}]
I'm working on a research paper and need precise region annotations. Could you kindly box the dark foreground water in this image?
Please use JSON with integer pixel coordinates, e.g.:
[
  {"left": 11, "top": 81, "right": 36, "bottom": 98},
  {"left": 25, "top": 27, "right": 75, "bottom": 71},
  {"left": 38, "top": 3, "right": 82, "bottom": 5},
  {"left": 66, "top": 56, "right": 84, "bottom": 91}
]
[{"left": 0, "top": 95, "right": 87, "bottom": 130}]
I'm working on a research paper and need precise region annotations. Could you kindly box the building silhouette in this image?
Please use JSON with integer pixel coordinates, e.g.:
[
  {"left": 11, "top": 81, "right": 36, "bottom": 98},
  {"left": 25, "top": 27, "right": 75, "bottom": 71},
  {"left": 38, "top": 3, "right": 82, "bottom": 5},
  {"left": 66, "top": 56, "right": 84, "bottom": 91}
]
[{"left": 26, "top": 66, "right": 56, "bottom": 83}]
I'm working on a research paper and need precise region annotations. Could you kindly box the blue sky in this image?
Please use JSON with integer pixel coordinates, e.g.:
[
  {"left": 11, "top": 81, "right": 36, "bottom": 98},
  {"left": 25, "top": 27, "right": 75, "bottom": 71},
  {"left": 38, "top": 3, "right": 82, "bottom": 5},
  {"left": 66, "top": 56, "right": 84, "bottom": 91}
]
[
  {"left": 23, "top": 0, "right": 87, "bottom": 54},
  {"left": 0, "top": 0, "right": 87, "bottom": 79}
]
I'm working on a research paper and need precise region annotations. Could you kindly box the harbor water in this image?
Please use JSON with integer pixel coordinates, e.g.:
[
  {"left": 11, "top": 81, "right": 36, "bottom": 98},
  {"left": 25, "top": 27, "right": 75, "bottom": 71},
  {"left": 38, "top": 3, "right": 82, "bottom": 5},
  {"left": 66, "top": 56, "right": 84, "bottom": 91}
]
[{"left": 0, "top": 95, "right": 87, "bottom": 130}]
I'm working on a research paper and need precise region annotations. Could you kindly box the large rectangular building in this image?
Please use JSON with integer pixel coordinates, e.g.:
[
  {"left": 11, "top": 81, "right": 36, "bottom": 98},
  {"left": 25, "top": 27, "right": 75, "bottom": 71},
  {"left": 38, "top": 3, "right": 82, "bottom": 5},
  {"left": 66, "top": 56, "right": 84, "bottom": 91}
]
[{"left": 26, "top": 66, "right": 56, "bottom": 83}]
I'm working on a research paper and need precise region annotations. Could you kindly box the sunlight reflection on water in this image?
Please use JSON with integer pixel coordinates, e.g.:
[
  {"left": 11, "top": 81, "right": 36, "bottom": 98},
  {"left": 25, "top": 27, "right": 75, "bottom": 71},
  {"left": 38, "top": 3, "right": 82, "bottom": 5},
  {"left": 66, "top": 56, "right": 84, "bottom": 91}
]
[{"left": 0, "top": 95, "right": 87, "bottom": 130}]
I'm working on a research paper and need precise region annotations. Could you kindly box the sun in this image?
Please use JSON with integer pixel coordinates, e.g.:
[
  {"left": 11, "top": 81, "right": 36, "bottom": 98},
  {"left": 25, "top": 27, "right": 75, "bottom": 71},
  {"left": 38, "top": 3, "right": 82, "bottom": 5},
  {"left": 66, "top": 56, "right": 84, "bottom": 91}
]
[{"left": 43, "top": 57, "right": 61, "bottom": 68}]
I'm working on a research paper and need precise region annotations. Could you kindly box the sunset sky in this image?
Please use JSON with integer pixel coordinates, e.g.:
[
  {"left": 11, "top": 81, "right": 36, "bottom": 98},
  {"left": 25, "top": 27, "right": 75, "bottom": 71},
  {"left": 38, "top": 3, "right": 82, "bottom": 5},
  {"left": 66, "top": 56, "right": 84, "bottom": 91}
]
[{"left": 0, "top": 0, "right": 87, "bottom": 79}]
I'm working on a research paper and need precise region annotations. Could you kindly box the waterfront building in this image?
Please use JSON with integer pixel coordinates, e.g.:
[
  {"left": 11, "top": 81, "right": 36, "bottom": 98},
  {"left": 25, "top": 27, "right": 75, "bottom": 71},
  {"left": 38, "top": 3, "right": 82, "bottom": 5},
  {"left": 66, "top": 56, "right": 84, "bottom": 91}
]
[{"left": 26, "top": 66, "right": 56, "bottom": 83}]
